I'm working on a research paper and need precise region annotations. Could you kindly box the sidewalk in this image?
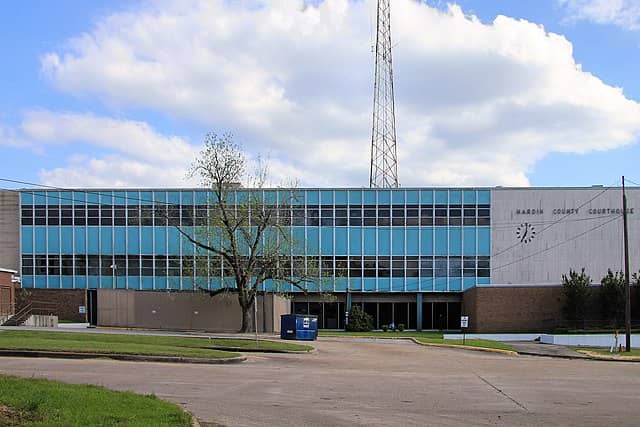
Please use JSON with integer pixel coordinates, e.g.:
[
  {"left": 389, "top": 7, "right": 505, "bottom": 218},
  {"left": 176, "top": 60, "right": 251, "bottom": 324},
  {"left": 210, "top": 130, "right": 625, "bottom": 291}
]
[{"left": 507, "top": 341, "right": 590, "bottom": 359}]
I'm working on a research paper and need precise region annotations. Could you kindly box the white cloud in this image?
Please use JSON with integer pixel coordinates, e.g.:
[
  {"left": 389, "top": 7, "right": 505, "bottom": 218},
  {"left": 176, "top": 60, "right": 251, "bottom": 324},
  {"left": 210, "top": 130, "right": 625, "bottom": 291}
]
[
  {"left": 558, "top": 0, "right": 640, "bottom": 31},
  {"left": 38, "top": 0, "right": 640, "bottom": 187}
]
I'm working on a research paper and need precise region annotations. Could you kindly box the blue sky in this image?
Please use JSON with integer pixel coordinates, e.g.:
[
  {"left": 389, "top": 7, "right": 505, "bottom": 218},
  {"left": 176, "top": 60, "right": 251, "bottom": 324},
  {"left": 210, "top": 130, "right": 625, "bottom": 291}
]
[{"left": 1, "top": 0, "right": 640, "bottom": 189}]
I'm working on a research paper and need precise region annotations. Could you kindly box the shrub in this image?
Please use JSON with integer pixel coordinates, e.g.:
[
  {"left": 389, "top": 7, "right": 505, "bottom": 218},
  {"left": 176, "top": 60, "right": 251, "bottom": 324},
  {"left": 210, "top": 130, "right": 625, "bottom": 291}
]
[
  {"left": 381, "top": 325, "right": 389, "bottom": 332},
  {"left": 600, "top": 269, "right": 625, "bottom": 327},
  {"left": 346, "top": 305, "right": 374, "bottom": 332},
  {"left": 397, "top": 323, "right": 405, "bottom": 332},
  {"left": 561, "top": 268, "right": 591, "bottom": 326}
]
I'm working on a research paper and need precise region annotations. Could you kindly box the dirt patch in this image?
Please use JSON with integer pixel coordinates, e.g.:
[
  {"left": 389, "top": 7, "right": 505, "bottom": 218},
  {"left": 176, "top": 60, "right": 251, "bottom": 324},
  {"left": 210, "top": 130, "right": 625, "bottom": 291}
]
[{"left": 0, "top": 405, "right": 39, "bottom": 426}]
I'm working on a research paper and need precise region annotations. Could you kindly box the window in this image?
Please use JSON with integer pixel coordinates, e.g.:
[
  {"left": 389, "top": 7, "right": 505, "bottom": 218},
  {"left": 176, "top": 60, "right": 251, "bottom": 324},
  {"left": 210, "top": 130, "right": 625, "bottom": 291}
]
[
  {"left": 87, "top": 205, "right": 99, "bottom": 226},
  {"left": 127, "top": 206, "right": 140, "bottom": 226},
  {"left": 48, "top": 255, "right": 60, "bottom": 275},
  {"left": 335, "top": 205, "right": 347, "bottom": 226},
  {"left": 22, "top": 255, "right": 33, "bottom": 276},
  {"left": 392, "top": 208, "right": 404, "bottom": 226},
  {"left": 113, "top": 206, "right": 126, "bottom": 226},
  {"left": 306, "top": 206, "right": 319, "bottom": 226},
  {"left": 34, "top": 205, "right": 46, "bottom": 225},
  {"left": 74, "top": 206, "right": 86, "bottom": 226},
  {"left": 181, "top": 206, "right": 194, "bottom": 226},
  {"left": 434, "top": 205, "right": 447, "bottom": 226},
  {"left": 47, "top": 206, "right": 59, "bottom": 226},
  {"left": 35, "top": 255, "right": 47, "bottom": 275},
  {"left": 100, "top": 205, "right": 113, "bottom": 226},
  {"left": 378, "top": 257, "right": 390, "bottom": 277},
  {"left": 61, "top": 255, "right": 73, "bottom": 275},
  {"left": 406, "top": 206, "right": 419, "bottom": 226},
  {"left": 434, "top": 257, "right": 447, "bottom": 277},
  {"left": 363, "top": 256, "right": 376, "bottom": 277},
  {"left": 21, "top": 207, "right": 33, "bottom": 225},
  {"left": 349, "top": 207, "right": 362, "bottom": 226},
  {"left": 349, "top": 257, "right": 362, "bottom": 277},
  {"left": 141, "top": 256, "right": 154, "bottom": 276},
  {"left": 449, "top": 205, "right": 462, "bottom": 226},
  {"left": 88, "top": 256, "right": 100, "bottom": 276},
  {"left": 320, "top": 207, "right": 333, "bottom": 226},
  {"left": 477, "top": 205, "right": 490, "bottom": 226},
  {"left": 74, "top": 255, "right": 87, "bottom": 276},
  {"left": 420, "top": 206, "right": 433, "bottom": 226}
]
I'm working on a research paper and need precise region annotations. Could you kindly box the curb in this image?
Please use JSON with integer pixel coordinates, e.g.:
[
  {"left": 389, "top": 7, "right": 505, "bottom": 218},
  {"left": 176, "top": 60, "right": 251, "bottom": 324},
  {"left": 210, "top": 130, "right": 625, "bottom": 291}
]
[
  {"left": 408, "top": 338, "right": 518, "bottom": 356},
  {"left": 575, "top": 350, "right": 640, "bottom": 363},
  {"left": 0, "top": 349, "right": 246, "bottom": 364},
  {"left": 205, "top": 346, "right": 314, "bottom": 354}
]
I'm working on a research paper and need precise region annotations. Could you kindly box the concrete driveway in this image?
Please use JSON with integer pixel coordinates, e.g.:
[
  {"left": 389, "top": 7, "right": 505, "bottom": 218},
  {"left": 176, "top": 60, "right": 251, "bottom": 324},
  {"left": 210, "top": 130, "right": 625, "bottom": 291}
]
[{"left": 1, "top": 337, "right": 639, "bottom": 426}]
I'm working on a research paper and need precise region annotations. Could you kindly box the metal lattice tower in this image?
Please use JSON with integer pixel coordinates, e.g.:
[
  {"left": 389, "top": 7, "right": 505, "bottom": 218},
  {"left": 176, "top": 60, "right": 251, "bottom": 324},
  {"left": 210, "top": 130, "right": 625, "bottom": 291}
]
[{"left": 369, "top": 0, "right": 398, "bottom": 188}]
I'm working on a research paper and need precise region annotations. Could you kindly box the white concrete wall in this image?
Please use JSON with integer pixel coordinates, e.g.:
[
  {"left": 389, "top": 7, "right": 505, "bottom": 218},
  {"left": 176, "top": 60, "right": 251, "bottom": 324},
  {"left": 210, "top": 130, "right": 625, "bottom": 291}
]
[
  {"left": 541, "top": 333, "right": 639, "bottom": 348},
  {"left": 23, "top": 315, "right": 58, "bottom": 327},
  {"left": 491, "top": 187, "right": 640, "bottom": 284},
  {"left": 444, "top": 333, "right": 541, "bottom": 342}
]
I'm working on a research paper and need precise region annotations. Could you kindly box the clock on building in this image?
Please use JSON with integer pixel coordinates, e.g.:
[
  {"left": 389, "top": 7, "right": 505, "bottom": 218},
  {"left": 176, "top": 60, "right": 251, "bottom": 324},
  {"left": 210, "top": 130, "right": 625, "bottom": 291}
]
[{"left": 516, "top": 222, "right": 536, "bottom": 244}]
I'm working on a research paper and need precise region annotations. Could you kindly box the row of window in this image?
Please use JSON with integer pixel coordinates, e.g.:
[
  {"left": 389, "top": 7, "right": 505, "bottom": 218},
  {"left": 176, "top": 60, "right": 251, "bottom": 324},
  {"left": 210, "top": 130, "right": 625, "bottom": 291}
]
[
  {"left": 21, "top": 204, "right": 491, "bottom": 227},
  {"left": 22, "top": 255, "right": 490, "bottom": 278}
]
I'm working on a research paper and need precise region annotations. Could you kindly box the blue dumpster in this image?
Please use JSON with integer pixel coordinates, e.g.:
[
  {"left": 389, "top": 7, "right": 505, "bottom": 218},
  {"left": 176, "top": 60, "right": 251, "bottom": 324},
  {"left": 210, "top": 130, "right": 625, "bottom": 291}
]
[{"left": 280, "top": 314, "right": 318, "bottom": 341}]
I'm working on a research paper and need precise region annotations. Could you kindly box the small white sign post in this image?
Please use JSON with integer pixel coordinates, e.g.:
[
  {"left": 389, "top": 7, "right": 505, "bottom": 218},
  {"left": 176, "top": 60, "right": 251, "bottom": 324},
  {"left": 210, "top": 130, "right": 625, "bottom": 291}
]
[{"left": 460, "top": 316, "right": 469, "bottom": 345}]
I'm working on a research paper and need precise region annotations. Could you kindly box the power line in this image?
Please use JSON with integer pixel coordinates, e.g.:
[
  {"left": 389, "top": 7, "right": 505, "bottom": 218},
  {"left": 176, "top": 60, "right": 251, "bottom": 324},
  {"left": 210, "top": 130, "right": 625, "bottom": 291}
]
[{"left": 493, "top": 214, "right": 622, "bottom": 272}]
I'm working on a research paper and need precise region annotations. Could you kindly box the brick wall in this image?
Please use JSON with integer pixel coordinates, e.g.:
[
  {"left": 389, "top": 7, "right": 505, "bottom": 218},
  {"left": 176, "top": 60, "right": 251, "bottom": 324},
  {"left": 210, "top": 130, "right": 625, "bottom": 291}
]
[
  {"left": 15, "top": 289, "right": 87, "bottom": 322},
  {"left": 463, "top": 285, "right": 563, "bottom": 332}
]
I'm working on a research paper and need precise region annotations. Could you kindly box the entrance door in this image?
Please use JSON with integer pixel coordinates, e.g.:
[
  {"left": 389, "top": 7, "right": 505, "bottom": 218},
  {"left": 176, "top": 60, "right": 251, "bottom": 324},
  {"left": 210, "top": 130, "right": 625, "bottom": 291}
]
[{"left": 87, "top": 289, "right": 97, "bottom": 326}]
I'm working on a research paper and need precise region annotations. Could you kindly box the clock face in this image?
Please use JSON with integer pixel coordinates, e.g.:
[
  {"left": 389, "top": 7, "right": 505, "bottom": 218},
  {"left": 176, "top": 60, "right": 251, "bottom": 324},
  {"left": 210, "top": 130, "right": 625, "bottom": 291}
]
[{"left": 516, "top": 222, "right": 536, "bottom": 244}]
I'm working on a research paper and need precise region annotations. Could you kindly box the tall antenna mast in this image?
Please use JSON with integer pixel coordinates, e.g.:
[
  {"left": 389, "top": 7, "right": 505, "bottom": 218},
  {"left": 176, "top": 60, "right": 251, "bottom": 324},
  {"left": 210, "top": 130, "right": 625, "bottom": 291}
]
[{"left": 369, "top": 0, "right": 399, "bottom": 188}]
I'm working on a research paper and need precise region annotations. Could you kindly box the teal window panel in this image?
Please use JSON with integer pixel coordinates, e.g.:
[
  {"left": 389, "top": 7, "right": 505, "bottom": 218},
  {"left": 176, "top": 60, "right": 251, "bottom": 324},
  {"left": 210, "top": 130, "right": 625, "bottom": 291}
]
[
  {"left": 35, "top": 276, "right": 46, "bottom": 288},
  {"left": 435, "top": 190, "right": 448, "bottom": 204},
  {"left": 34, "top": 192, "right": 46, "bottom": 205},
  {"left": 449, "top": 190, "right": 462, "bottom": 204},
  {"left": 61, "top": 277, "right": 73, "bottom": 289},
  {"left": 87, "top": 227, "right": 99, "bottom": 254},
  {"left": 168, "top": 277, "right": 180, "bottom": 290},
  {"left": 74, "top": 276, "right": 87, "bottom": 289},
  {"left": 420, "top": 278, "right": 434, "bottom": 292},
  {"left": 349, "top": 190, "right": 362, "bottom": 204},
  {"left": 306, "top": 190, "right": 319, "bottom": 204},
  {"left": 391, "top": 278, "right": 404, "bottom": 292},
  {"left": 155, "top": 276, "right": 167, "bottom": 290},
  {"left": 35, "top": 227, "right": 46, "bottom": 253},
  {"left": 116, "top": 277, "right": 126, "bottom": 289},
  {"left": 100, "top": 277, "right": 112, "bottom": 289},
  {"left": 47, "top": 226, "right": 60, "bottom": 253},
  {"left": 140, "top": 191, "right": 153, "bottom": 205},
  {"left": 195, "top": 191, "right": 207, "bottom": 204},
  {"left": 434, "top": 228, "right": 448, "bottom": 255},
  {"left": 320, "top": 190, "right": 333, "bottom": 205},
  {"left": 167, "top": 191, "right": 180, "bottom": 204},
  {"left": 60, "top": 191, "right": 72, "bottom": 204},
  {"left": 463, "top": 227, "right": 476, "bottom": 256},
  {"left": 141, "top": 228, "right": 154, "bottom": 254},
  {"left": 420, "top": 227, "right": 433, "bottom": 255},
  {"left": 168, "top": 227, "right": 181, "bottom": 253},
  {"left": 128, "top": 276, "right": 140, "bottom": 290},
  {"left": 364, "top": 278, "right": 376, "bottom": 291},
  {"left": 181, "top": 191, "right": 194, "bottom": 205},
  {"left": 100, "top": 227, "right": 113, "bottom": 254},
  {"left": 449, "top": 278, "right": 462, "bottom": 291},
  {"left": 100, "top": 191, "right": 113, "bottom": 204},
  {"left": 20, "top": 191, "right": 33, "bottom": 204},
  {"left": 478, "top": 190, "right": 491, "bottom": 204},
  {"left": 434, "top": 277, "right": 447, "bottom": 291},
  {"left": 141, "top": 277, "right": 154, "bottom": 290},
  {"left": 113, "top": 191, "right": 126, "bottom": 205},
  {"left": 391, "top": 228, "right": 403, "bottom": 255},
  {"left": 88, "top": 276, "right": 100, "bottom": 289},
  {"left": 449, "top": 227, "right": 462, "bottom": 255},
  {"left": 48, "top": 276, "right": 61, "bottom": 289},
  {"left": 291, "top": 190, "right": 305, "bottom": 205},
  {"left": 378, "top": 278, "right": 390, "bottom": 291},
  {"left": 182, "top": 277, "right": 193, "bottom": 290},
  {"left": 335, "top": 228, "right": 348, "bottom": 255},
  {"left": 61, "top": 227, "right": 73, "bottom": 253},
  {"left": 22, "top": 276, "right": 34, "bottom": 287},
  {"left": 348, "top": 277, "right": 362, "bottom": 291},
  {"left": 321, "top": 227, "right": 333, "bottom": 255},
  {"left": 73, "top": 191, "right": 85, "bottom": 204},
  {"left": 335, "top": 277, "right": 348, "bottom": 291},
  {"left": 391, "top": 190, "right": 404, "bottom": 204},
  {"left": 463, "top": 190, "right": 476, "bottom": 204},
  {"left": 154, "top": 227, "right": 166, "bottom": 254},
  {"left": 335, "top": 190, "right": 347, "bottom": 204},
  {"left": 406, "top": 227, "right": 419, "bottom": 255},
  {"left": 306, "top": 228, "right": 319, "bottom": 255},
  {"left": 363, "top": 190, "right": 376, "bottom": 204},
  {"left": 127, "top": 227, "right": 139, "bottom": 253},
  {"left": 153, "top": 191, "right": 167, "bottom": 203},
  {"left": 21, "top": 226, "right": 33, "bottom": 253},
  {"left": 378, "top": 190, "right": 390, "bottom": 204},
  {"left": 406, "top": 190, "right": 419, "bottom": 204},
  {"left": 208, "top": 277, "right": 221, "bottom": 290},
  {"left": 86, "top": 192, "right": 99, "bottom": 204},
  {"left": 114, "top": 227, "right": 126, "bottom": 254},
  {"left": 126, "top": 191, "right": 139, "bottom": 205},
  {"left": 477, "top": 227, "right": 490, "bottom": 255},
  {"left": 363, "top": 228, "right": 376, "bottom": 255},
  {"left": 182, "top": 231, "right": 194, "bottom": 255},
  {"left": 406, "top": 278, "right": 419, "bottom": 291},
  {"left": 349, "top": 228, "right": 362, "bottom": 255},
  {"left": 463, "top": 278, "right": 476, "bottom": 290},
  {"left": 477, "top": 277, "right": 490, "bottom": 285},
  {"left": 379, "top": 227, "right": 391, "bottom": 255},
  {"left": 292, "top": 227, "right": 305, "bottom": 255},
  {"left": 47, "top": 192, "right": 60, "bottom": 205},
  {"left": 263, "top": 191, "right": 277, "bottom": 205}
]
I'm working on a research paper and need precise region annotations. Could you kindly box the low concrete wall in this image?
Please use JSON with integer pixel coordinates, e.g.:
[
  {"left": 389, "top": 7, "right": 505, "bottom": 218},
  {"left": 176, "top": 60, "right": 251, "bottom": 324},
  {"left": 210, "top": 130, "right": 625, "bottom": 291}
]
[
  {"left": 97, "top": 290, "right": 290, "bottom": 333},
  {"left": 24, "top": 315, "right": 58, "bottom": 327},
  {"left": 541, "top": 334, "right": 639, "bottom": 348},
  {"left": 444, "top": 333, "right": 542, "bottom": 342}
]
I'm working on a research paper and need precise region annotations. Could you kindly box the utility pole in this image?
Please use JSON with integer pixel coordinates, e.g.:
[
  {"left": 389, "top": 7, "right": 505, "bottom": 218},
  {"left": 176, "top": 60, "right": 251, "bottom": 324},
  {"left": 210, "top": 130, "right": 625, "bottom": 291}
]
[
  {"left": 369, "top": 0, "right": 399, "bottom": 188},
  {"left": 622, "top": 176, "right": 631, "bottom": 352}
]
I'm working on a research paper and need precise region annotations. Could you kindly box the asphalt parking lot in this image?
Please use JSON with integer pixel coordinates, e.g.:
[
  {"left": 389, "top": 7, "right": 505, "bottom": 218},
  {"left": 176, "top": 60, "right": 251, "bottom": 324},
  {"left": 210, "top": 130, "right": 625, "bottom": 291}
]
[{"left": 1, "top": 337, "right": 639, "bottom": 426}]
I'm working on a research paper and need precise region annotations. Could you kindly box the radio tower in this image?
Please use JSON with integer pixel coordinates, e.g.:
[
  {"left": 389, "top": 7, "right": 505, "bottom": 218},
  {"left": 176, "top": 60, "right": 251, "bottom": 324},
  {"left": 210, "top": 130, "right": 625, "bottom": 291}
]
[{"left": 369, "top": 0, "right": 399, "bottom": 188}]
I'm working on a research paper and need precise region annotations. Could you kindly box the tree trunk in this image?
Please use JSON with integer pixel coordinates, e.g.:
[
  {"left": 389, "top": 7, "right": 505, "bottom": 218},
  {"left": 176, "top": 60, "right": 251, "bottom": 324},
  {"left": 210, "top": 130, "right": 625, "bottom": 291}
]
[{"left": 239, "top": 302, "right": 252, "bottom": 333}]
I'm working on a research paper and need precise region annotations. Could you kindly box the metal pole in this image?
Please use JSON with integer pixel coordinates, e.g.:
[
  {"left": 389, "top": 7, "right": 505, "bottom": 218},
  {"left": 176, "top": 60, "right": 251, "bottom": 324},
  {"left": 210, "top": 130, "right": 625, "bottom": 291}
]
[
  {"left": 622, "top": 176, "right": 631, "bottom": 352},
  {"left": 254, "top": 293, "right": 259, "bottom": 344}
]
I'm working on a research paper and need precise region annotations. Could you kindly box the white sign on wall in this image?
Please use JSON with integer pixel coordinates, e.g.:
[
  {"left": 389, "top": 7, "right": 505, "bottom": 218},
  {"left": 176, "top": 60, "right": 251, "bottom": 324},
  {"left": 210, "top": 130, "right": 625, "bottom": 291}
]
[
  {"left": 460, "top": 316, "right": 469, "bottom": 329},
  {"left": 78, "top": 306, "right": 86, "bottom": 314}
]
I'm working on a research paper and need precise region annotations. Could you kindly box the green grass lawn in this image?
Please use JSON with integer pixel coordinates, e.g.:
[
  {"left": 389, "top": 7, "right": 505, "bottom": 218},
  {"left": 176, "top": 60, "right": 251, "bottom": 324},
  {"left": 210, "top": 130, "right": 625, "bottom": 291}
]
[
  {"left": 0, "top": 375, "right": 192, "bottom": 426},
  {"left": 0, "top": 331, "right": 312, "bottom": 358},
  {"left": 572, "top": 347, "right": 640, "bottom": 357},
  {"left": 319, "top": 331, "right": 515, "bottom": 352}
]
